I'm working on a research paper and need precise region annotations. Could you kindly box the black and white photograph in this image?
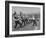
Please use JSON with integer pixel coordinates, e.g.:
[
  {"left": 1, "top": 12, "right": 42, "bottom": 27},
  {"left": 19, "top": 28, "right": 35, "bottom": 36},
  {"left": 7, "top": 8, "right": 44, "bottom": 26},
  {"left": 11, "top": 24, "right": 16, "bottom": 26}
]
[
  {"left": 5, "top": 1, "right": 45, "bottom": 37},
  {"left": 12, "top": 6, "right": 40, "bottom": 31}
]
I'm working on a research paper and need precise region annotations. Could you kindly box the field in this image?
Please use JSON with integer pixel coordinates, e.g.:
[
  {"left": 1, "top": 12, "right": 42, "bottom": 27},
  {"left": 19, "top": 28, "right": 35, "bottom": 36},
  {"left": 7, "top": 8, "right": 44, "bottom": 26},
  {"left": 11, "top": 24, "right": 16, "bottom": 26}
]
[{"left": 12, "top": 19, "right": 40, "bottom": 31}]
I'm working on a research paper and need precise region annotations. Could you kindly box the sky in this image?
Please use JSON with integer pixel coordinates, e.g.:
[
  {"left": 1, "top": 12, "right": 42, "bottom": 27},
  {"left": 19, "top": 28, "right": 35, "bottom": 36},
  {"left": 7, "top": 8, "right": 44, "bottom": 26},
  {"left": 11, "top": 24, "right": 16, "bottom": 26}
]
[{"left": 12, "top": 6, "right": 40, "bottom": 15}]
